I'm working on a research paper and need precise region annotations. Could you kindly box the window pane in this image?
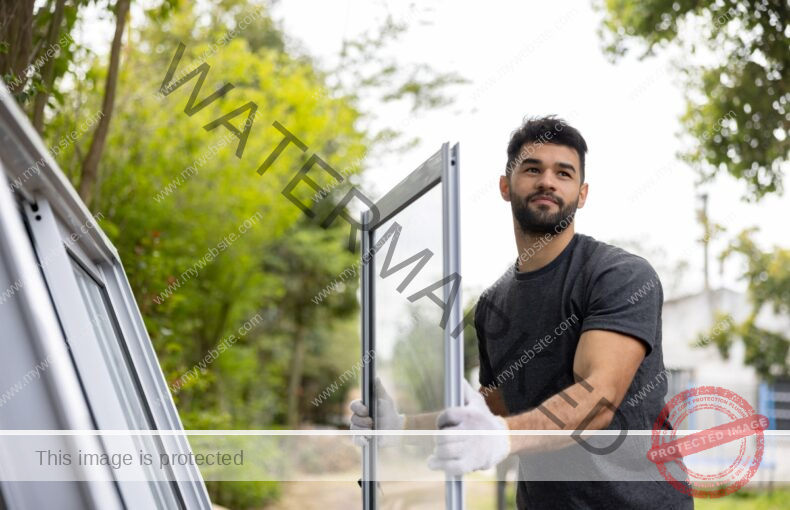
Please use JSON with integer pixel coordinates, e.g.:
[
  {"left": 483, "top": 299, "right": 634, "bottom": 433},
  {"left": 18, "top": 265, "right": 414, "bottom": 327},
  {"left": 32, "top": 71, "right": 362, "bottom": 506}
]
[
  {"left": 373, "top": 183, "right": 447, "bottom": 504},
  {"left": 71, "top": 261, "right": 152, "bottom": 430},
  {"left": 70, "top": 260, "right": 182, "bottom": 509},
  {"left": 771, "top": 377, "right": 790, "bottom": 430}
]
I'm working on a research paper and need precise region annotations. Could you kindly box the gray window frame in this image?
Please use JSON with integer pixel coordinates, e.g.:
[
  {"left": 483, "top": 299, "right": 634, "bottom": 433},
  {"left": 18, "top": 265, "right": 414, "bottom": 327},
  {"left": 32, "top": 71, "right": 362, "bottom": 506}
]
[
  {"left": 0, "top": 85, "right": 211, "bottom": 510},
  {"left": 360, "top": 142, "right": 464, "bottom": 509}
]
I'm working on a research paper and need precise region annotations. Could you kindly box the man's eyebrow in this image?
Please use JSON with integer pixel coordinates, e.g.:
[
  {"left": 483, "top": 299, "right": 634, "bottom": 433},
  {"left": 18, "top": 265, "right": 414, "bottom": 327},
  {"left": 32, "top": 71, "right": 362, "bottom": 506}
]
[
  {"left": 557, "top": 162, "right": 577, "bottom": 173},
  {"left": 521, "top": 158, "right": 577, "bottom": 173}
]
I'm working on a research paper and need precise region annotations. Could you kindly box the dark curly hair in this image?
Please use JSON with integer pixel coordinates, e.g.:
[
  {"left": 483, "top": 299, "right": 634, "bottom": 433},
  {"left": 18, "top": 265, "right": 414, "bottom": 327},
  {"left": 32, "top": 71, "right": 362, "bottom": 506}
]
[{"left": 505, "top": 115, "right": 588, "bottom": 183}]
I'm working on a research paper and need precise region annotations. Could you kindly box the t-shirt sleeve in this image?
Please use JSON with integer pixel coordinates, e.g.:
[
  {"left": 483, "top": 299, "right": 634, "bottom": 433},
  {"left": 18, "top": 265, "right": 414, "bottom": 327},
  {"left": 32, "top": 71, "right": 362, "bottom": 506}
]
[
  {"left": 581, "top": 254, "right": 662, "bottom": 355},
  {"left": 474, "top": 300, "right": 498, "bottom": 388}
]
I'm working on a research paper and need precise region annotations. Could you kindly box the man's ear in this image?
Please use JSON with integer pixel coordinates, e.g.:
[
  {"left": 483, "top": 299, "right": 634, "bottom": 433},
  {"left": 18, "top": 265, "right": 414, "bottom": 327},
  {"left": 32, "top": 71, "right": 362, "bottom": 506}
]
[
  {"left": 577, "top": 182, "right": 589, "bottom": 209},
  {"left": 499, "top": 175, "right": 511, "bottom": 202}
]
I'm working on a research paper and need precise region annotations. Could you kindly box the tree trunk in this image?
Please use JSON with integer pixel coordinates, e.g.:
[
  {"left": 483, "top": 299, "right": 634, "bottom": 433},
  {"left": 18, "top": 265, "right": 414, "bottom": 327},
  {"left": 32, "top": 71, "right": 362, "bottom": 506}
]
[
  {"left": 286, "top": 322, "right": 306, "bottom": 429},
  {"left": 0, "top": 0, "right": 36, "bottom": 95},
  {"left": 78, "top": 0, "right": 130, "bottom": 208},
  {"left": 32, "top": 0, "right": 66, "bottom": 133},
  {"left": 209, "top": 299, "right": 232, "bottom": 352}
]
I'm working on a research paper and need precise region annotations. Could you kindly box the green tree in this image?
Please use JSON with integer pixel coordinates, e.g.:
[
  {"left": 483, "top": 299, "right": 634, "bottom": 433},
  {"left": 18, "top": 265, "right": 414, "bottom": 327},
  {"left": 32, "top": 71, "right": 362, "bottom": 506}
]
[
  {"left": 262, "top": 219, "right": 360, "bottom": 428},
  {"left": 27, "top": 0, "right": 466, "bottom": 505},
  {"left": 1, "top": 0, "right": 80, "bottom": 117},
  {"left": 0, "top": 0, "right": 173, "bottom": 206},
  {"left": 708, "top": 230, "right": 790, "bottom": 380},
  {"left": 91, "top": 3, "right": 366, "bottom": 506},
  {"left": 88, "top": 0, "right": 368, "bottom": 431},
  {"left": 598, "top": 0, "right": 788, "bottom": 199},
  {"left": 44, "top": 0, "right": 467, "bottom": 429},
  {"left": 598, "top": 0, "right": 789, "bottom": 376}
]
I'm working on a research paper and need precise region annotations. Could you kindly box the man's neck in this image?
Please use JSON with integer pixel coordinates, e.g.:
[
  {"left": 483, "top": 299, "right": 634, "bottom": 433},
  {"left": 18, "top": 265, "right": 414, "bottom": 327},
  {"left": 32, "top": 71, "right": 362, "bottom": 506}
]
[{"left": 514, "top": 223, "right": 576, "bottom": 273}]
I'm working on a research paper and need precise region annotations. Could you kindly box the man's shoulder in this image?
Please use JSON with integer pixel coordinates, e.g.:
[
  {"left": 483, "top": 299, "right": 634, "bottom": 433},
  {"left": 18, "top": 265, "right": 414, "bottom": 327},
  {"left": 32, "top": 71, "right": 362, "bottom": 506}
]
[
  {"left": 475, "top": 235, "right": 657, "bottom": 296},
  {"left": 474, "top": 266, "right": 515, "bottom": 328},
  {"left": 576, "top": 234, "right": 659, "bottom": 282}
]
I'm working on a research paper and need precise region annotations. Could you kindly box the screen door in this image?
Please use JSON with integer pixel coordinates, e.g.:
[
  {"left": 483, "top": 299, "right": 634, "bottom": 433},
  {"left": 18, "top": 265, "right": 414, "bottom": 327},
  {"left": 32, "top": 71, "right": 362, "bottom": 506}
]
[{"left": 360, "top": 143, "right": 463, "bottom": 509}]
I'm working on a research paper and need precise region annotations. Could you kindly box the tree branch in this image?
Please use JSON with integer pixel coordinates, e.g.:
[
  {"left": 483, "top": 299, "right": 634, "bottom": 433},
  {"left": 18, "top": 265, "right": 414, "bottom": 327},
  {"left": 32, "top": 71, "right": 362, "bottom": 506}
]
[
  {"left": 78, "top": 0, "right": 131, "bottom": 208},
  {"left": 32, "top": 0, "right": 66, "bottom": 133}
]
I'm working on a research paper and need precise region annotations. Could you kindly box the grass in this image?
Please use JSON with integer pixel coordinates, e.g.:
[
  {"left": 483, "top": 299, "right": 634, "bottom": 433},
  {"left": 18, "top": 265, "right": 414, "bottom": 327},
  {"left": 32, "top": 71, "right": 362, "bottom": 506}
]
[
  {"left": 694, "top": 488, "right": 790, "bottom": 510},
  {"left": 468, "top": 482, "right": 790, "bottom": 510}
]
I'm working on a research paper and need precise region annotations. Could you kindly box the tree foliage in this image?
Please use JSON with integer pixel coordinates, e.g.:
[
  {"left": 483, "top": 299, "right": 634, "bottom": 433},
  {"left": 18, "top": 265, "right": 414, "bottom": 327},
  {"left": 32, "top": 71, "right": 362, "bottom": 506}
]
[
  {"left": 37, "top": 0, "right": 464, "bottom": 431},
  {"left": 598, "top": 0, "right": 788, "bottom": 200},
  {"left": 88, "top": 0, "right": 368, "bottom": 432},
  {"left": 4, "top": 1, "right": 464, "bottom": 505},
  {"left": 599, "top": 0, "right": 790, "bottom": 378},
  {"left": 704, "top": 229, "right": 790, "bottom": 380}
]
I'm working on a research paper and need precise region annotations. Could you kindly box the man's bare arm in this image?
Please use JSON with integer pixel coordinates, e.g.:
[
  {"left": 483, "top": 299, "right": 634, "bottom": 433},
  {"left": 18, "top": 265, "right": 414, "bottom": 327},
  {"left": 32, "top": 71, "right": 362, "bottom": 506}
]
[
  {"left": 481, "top": 385, "right": 509, "bottom": 417},
  {"left": 406, "top": 384, "right": 509, "bottom": 429},
  {"left": 504, "top": 329, "right": 647, "bottom": 454}
]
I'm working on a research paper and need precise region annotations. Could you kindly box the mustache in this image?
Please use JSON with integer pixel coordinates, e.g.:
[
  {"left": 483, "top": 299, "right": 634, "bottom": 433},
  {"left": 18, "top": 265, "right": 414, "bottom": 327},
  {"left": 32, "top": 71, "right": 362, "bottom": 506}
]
[{"left": 525, "top": 191, "right": 563, "bottom": 206}]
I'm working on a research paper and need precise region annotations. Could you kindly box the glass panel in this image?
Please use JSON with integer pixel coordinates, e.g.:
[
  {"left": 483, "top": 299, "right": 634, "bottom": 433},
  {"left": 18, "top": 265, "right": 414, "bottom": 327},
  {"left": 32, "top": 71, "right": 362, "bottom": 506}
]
[
  {"left": 70, "top": 259, "right": 182, "bottom": 510},
  {"left": 772, "top": 377, "right": 790, "bottom": 430},
  {"left": 71, "top": 261, "right": 151, "bottom": 429},
  {"left": 373, "top": 183, "right": 448, "bottom": 506}
]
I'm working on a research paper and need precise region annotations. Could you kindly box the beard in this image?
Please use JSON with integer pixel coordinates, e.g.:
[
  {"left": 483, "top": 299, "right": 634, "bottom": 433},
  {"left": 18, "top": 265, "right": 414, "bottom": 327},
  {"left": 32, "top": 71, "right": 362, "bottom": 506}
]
[{"left": 510, "top": 189, "right": 579, "bottom": 235}]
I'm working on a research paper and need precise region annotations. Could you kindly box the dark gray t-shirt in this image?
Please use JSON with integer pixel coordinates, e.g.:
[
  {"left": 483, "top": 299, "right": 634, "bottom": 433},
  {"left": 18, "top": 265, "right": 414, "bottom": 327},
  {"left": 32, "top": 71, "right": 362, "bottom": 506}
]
[{"left": 475, "top": 233, "right": 693, "bottom": 510}]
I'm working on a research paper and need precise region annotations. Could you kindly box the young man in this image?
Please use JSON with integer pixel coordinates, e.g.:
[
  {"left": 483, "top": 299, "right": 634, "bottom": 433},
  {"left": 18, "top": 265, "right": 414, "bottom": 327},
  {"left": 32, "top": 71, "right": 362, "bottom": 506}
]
[{"left": 351, "top": 116, "right": 693, "bottom": 509}]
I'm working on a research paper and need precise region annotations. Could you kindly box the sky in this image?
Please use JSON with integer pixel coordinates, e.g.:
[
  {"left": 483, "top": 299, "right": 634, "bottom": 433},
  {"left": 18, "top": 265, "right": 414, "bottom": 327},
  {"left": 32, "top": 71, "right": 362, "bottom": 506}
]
[{"left": 273, "top": 0, "right": 789, "bottom": 301}]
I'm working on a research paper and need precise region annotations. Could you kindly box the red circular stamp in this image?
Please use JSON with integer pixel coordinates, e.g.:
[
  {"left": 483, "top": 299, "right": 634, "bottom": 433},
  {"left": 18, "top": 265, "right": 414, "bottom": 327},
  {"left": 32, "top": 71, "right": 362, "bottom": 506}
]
[{"left": 646, "top": 386, "right": 768, "bottom": 499}]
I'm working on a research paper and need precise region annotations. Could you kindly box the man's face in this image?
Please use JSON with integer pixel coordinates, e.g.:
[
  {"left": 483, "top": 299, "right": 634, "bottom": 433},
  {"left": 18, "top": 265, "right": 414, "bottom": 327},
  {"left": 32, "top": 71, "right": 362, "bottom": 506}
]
[{"left": 499, "top": 142, "right": 588, "bottom": 235}]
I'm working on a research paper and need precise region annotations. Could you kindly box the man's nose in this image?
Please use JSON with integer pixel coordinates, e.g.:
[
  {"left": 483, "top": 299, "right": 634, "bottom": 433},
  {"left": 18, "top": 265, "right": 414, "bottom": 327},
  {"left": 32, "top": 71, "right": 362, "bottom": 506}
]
[{"left": 535, "top": 171, "right": 557, "bottom": 191}]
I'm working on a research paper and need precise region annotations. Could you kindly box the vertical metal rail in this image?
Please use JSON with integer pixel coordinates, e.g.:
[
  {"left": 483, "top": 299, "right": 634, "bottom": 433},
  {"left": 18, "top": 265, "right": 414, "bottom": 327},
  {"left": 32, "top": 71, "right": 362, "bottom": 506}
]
[
  {"left": 443, "top": 143, "right": 464, "bottom": 510},
  {"left": 361, "top": 209, "right": 377, "bottom": 510}
]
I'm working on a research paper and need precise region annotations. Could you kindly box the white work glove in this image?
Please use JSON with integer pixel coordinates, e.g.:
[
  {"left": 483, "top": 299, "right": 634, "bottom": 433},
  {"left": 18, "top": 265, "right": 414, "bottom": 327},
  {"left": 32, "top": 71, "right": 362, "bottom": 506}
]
[
  {"left": 350, "top": 378, "right": 405, "bottom": 447},
  {"left": 427, "top": 379, "right": 511, "bottom": 475}
]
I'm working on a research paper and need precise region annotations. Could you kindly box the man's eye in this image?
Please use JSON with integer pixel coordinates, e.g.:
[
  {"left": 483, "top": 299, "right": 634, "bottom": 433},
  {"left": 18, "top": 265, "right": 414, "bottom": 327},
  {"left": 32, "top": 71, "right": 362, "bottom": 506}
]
[
  {"left": 525, "top": 167, "right": 540, "bottom": 173},
  {"left": 559, "top": 171, "right": 571, "bottom": 177}
]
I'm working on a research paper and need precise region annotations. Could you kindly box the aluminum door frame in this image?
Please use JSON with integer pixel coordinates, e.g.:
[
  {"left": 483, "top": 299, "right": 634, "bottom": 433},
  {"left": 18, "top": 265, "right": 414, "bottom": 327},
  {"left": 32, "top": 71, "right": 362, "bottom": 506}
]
[
  {"left": 0, "top": 83, "right": 211, "bottom": 510},
  {"left": 360, "top": 142, "right": 463, "bottom": 510},
  {"left": 0, "top": 161, "right": 124, "bottom": 510}
]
